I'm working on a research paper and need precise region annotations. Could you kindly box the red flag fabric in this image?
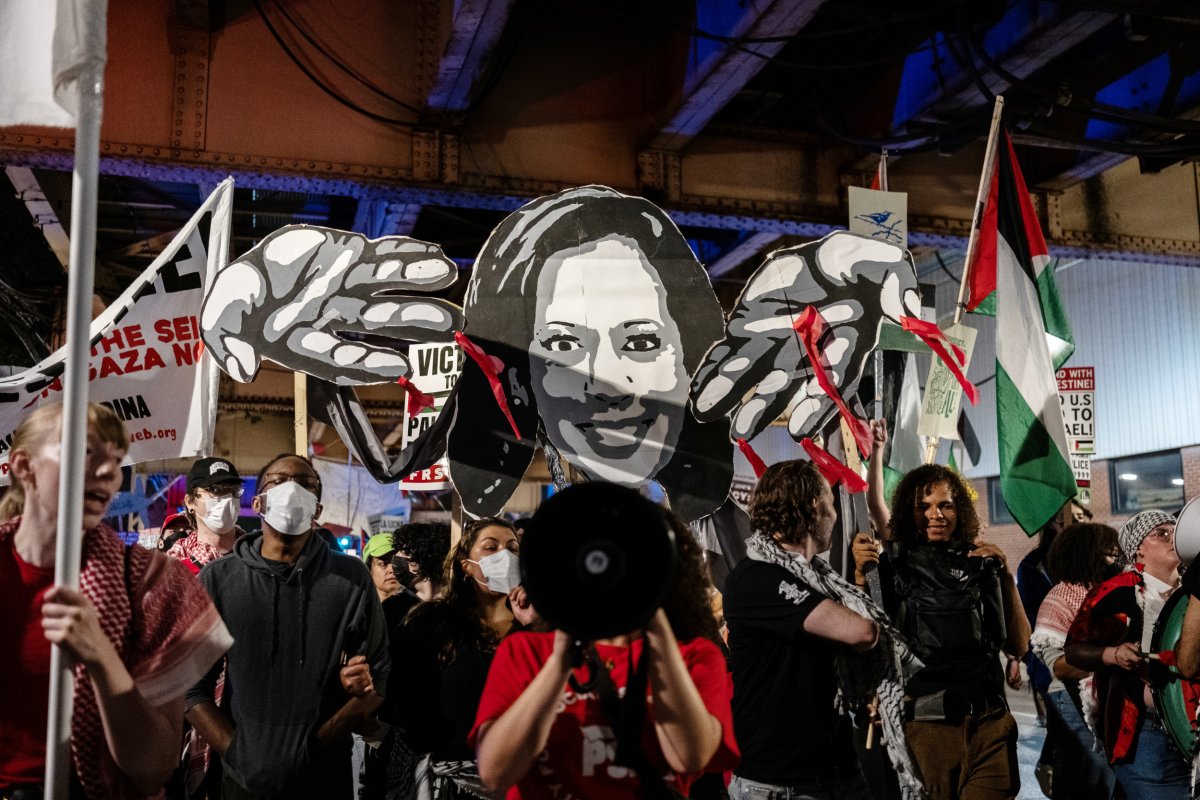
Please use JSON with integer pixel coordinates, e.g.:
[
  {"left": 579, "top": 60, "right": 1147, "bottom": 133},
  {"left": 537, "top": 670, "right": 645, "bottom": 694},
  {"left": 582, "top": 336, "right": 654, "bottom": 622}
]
[
  {"left": 801, "top": 437, "right": 868, "bottom": 494},
  {"left": 899, "top": 316, "right": 980, "bottom": 405},
  {"left": 395, "top": 375, "right": 437, "bottom": 417},
  {"left": 454, "top": 332, "right": 522, "bottom": 441},
  {"left": 736, "top": 438, "right": 768, "bottom": 479},
  {"left": 965, "top": 131, "right": 1051, "bottom": 312},
  {"left": 793, "top": 306, "right": 872, "bottom": 458}
]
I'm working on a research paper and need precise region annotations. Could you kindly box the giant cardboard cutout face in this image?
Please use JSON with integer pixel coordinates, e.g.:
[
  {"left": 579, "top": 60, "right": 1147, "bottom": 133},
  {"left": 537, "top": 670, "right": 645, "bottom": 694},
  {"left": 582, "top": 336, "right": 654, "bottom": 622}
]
[
  {"left": 530, "top": 237, "right": 690, "bottom": 484},
  {"left": 448, "top": 186, "right": 733, "bottom": 521}
]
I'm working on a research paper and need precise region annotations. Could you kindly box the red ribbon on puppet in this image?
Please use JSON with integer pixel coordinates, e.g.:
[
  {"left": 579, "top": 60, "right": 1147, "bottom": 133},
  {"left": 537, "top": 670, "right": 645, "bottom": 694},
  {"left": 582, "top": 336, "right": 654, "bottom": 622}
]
[
  {"left": 801, "top": 437, "right": 868, "bottom": 494},
  {"left": 793, "top": 306, "right": 872, "bottom": 458},
  {"left": 736, "top": 438, "right": 768, "bottom": 479},
  {"left": 454, "top": 332, "right": 522, "bottom": 441},
  {"left": 395, "top": 376, "right": 437, "bottom": 417},
  {"left": 899, "top": 316, "right": 980, "bottom": 406}
]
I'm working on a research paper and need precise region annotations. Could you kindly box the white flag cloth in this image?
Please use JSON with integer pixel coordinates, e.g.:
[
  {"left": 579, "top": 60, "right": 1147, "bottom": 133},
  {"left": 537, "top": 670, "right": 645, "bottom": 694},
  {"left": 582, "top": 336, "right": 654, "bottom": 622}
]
[
  {"left": 889, "top": 354, "right": 924, "bottom": 474},
  {"left": 0, "top": 0, "right": 107, "bottom": 127}
]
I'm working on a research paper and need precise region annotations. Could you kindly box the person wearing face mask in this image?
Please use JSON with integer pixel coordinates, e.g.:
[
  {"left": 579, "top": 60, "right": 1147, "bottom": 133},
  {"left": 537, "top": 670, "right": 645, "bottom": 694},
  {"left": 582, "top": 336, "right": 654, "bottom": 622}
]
[
  {"left": 160, "top": 457, "right": 245, "bottom": 800},
  {"left": 1064, "top": 510, "right": 1188, "bottom": 800},
  {"left": 185, "top": 453, "right": 390, "bottom": 800},
  {"left": 166, "top": 457, "right": 246, "bottom": 577},
  {"left": 382, "top": 516, "right": 537, "bottom": 799},
  {"left": 392, "top": 520, "right": 451, "bottom": 602}
]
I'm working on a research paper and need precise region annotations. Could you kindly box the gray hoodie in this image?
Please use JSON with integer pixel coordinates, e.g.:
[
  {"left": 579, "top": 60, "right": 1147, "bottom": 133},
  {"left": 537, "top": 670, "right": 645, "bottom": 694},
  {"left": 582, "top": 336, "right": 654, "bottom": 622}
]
[{"left": 188, "top": 530, "right": 390, "bottom": 798}]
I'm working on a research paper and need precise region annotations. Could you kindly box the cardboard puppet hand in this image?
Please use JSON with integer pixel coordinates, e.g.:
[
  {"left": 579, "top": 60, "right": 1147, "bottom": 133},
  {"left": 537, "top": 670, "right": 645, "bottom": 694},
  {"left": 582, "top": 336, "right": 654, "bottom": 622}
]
[
  {"left": 201, "top": 226, "right": 463, "bottom": 385},
  {"left": 692, "top": 231, "right": 920, "bottom": 442}
]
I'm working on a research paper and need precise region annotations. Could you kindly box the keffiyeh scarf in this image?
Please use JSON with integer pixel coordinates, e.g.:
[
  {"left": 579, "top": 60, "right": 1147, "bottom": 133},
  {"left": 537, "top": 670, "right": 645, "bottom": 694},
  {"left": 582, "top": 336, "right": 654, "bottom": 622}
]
[{"left": 745, "top": 532, "right": 928, "bottom": 800}]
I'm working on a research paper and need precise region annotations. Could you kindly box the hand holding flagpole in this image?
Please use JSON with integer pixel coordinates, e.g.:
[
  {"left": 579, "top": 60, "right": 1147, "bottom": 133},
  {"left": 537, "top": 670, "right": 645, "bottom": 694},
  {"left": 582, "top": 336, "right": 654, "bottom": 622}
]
[{"left": 30, "top": 2, "right": 110, "bottom": 797}]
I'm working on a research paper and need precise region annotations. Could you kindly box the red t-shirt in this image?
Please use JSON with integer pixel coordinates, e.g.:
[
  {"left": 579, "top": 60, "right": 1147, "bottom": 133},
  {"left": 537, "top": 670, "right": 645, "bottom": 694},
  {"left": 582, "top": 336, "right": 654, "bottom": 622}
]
[
  {"left": 0, "top": 535, "right": 55, "bottom": 786},
  {"left": 470, "top": 631, "right": 739, "bottom": 800}
]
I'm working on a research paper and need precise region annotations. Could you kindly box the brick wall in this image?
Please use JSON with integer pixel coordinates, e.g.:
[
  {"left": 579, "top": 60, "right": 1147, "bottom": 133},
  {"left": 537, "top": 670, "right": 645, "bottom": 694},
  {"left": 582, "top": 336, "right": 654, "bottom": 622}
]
[{"left": 1183, "top": 446, "right": 1200, "bottom": 502}]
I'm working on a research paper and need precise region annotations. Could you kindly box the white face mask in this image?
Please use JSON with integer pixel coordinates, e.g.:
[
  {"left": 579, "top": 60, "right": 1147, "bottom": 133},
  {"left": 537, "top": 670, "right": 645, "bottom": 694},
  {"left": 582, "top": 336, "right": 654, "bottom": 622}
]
[
  {"left": 201, "top": 495, "right": 238, "bottom": 535},
  {"left": 260, "top": 481, "right": 318, "bottom": 537},
  {"left": 468, "top": 549, "right": 521, "bottom": 595}
]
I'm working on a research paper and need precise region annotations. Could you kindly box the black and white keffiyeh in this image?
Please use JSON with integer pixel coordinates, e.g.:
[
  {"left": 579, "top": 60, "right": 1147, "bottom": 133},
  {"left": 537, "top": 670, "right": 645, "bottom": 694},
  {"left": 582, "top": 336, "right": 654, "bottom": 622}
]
[{"left": 745, "top": 531, "right": 928, "bottom": 800}]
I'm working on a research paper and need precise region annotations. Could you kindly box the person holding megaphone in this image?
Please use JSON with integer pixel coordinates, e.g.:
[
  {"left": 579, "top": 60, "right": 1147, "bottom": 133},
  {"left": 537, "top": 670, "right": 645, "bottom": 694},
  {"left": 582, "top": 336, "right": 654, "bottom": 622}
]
[{"left": 471, "top": 483, "right": 739, "bottom": 800}]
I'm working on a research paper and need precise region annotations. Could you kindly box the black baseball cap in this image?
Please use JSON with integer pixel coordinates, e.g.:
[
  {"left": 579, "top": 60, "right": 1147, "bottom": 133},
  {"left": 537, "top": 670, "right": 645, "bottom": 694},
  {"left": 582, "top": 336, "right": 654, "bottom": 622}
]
[{"left": 187, "top": 457, "right": 241, "bottom": 492}]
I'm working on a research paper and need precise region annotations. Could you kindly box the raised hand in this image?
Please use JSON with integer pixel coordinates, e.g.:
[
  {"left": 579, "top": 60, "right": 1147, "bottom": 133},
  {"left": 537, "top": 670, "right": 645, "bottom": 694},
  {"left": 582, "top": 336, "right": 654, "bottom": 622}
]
[
  {"left": 201, "top": 226, "right": 464, "bottom": 385},
  {"left": 692, "top": 231, "right": 921, "bottom": 443},
  {"left": 508, "top": 585, "right": 540, "bottom": 628}
]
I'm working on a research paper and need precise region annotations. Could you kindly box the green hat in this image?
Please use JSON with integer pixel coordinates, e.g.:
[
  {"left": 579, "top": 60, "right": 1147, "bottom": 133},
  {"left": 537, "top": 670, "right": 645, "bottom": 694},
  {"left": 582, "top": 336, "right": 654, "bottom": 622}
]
[{"left": 362, "top": 533, "right": 395, "bottom": 562}]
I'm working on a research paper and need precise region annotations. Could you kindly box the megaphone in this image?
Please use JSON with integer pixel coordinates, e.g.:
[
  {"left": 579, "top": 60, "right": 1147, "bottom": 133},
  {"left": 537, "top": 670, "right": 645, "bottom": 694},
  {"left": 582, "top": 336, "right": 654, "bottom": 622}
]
[
  {"left": 1175, "top": 496, "right": 1200, "bottom": 566},
  {"left": 520, "top": 482, "right": 676, "bottom": 641}
]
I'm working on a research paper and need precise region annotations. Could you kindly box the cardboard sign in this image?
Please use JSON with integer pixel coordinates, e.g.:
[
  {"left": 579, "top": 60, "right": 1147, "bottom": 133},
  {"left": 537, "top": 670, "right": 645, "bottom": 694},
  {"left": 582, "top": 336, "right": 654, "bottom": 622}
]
[
  {"left": 402, "top": 342, "right": 462, "bottom": 449},
  {"left": 917, "top": 322, "right": 977, "bottom": 440},
  {"left": 848, "top": 187, "right": 908, "bottom": 247},
  {"left": 1057, "top": 366, "right": 1095, "bottom": 487},
  {"left": 0, "top": 181, "right": 232, "bottom": 481}
]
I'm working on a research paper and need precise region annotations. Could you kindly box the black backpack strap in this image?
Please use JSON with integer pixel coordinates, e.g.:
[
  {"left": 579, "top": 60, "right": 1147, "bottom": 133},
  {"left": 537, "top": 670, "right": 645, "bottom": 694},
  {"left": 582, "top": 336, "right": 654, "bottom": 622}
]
[{"left": 588, "top": 643, "right": 678, "bottom": 800}]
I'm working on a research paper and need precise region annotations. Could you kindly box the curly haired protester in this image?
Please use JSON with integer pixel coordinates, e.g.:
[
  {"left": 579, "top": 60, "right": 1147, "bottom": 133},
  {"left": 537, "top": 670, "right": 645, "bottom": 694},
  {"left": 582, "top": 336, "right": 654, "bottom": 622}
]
[
  {"left": 853, "top": 464, "right": 1030, "bottom": 800},
  {"left": 0, "top": 402, "right": 231, "bottom": 800},
  {"left": 726, "top": 459, "right": 925, "bottom": 800},
  {"left": 392, "top": 520, "right": 452, "bottom": 602}
]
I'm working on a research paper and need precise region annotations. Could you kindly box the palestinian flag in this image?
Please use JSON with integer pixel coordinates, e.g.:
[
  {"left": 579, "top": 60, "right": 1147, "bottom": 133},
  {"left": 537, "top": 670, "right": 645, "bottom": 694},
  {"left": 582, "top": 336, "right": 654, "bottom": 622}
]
[{"left": 966, "top": 131, "right": 1076, "bottom": 535}]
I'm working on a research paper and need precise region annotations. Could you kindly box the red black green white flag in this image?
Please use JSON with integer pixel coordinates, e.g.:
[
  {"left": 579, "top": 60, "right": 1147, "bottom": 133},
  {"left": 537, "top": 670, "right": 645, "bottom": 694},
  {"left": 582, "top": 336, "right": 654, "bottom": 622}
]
[{"left": 965, "top": 131, "right": 1076, "bottom": 535}]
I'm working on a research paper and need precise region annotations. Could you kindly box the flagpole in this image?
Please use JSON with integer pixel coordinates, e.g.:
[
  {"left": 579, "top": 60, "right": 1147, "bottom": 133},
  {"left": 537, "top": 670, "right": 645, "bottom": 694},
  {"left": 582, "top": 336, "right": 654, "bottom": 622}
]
[
  {"left": 294, "top": 371, "right": 309, "bottom": 456},
  {"left": 44, "top": 6, "right": 106, "bottom": 796},
  {"left": 953, "top": 95, "right": 1006, "bottom": 326},
  {"left": 874, "top": 148, "right": 889, "bottom": 421},
  {"left": 922, "top": 97, "right": 1004, "bottom": 465}
]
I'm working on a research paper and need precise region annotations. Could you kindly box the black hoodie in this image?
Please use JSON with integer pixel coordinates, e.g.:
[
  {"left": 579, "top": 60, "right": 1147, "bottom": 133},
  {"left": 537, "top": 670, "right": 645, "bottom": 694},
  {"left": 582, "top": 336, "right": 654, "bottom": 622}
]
[{"left": 188, "top": 530, "right": 390, "bottom": 798}]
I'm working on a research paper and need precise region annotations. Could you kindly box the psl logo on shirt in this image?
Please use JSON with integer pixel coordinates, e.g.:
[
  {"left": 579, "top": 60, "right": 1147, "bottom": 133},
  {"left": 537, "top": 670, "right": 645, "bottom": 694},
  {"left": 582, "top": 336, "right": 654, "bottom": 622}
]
[
  {"left": 581, "top": 724, "right": 632, "bottom": 779},
  {"left": 778, "top": 580, "right": 811, "bottom": 606}
]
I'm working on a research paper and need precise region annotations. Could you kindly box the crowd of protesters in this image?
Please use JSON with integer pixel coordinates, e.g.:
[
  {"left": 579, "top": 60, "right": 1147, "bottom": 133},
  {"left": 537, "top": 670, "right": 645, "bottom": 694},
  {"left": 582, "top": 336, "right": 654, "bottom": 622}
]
[{"left": 4, "top": 406, "right": 1200, "bottom": 800}]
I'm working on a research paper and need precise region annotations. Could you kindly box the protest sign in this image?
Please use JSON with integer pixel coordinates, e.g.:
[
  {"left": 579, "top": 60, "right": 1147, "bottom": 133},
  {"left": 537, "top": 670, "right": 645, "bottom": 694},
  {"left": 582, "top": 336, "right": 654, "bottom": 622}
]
[{"left": 0, "top": 180, "right": 233, "bottom": 481}]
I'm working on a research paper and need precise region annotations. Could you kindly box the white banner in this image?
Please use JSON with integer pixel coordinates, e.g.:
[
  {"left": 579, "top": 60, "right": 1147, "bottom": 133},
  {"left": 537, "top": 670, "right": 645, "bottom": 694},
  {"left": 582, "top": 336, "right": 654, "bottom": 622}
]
[{"left": 0, "top": 180, "right": 233, "bottom": 481}]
